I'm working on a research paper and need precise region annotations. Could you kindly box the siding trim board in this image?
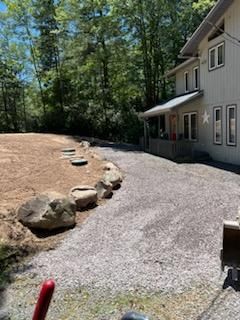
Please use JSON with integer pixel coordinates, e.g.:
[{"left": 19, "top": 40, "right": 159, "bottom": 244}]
[
  {"left": 213, "top": 106, "right": 223, "bottom": 145},
  {"left": 226, "top": 104, "right": 237, "bottom": 147}
]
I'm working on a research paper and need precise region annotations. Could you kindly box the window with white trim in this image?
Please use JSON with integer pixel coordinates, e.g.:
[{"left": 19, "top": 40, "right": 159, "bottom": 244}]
[
  {"left": 184, "top": 71, "right": 189, "bottom": 92},
  {"left": 227, "top": 105, "right": 237, "bottom": 146},
  {"left": 209, "top": 42, "right": 225, "bottom": 70},
  {"left": 193, "top": 66, "right": 199, "bottom": 89},
  {"left": 213, "top": 107, "right": 222, "bottom": 144},
  {"left": 183, "top": 112, "right": 197, "bottom": 141}
]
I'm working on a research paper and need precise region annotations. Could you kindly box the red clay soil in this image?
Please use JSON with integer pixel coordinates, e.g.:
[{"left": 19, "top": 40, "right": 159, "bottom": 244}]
[{"left": 0, "top": 133, "right": 104, "bottom": 252}]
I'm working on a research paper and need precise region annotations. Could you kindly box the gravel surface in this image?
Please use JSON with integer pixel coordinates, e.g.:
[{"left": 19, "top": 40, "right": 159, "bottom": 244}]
[{"left": 5, "top": 145, "right": 240, "bottom": 319}]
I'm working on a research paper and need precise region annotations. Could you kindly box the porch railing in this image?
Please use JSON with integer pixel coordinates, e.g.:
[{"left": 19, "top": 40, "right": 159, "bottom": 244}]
[{"left": 147, "top": 138, "right": 193, "bottom": 160}]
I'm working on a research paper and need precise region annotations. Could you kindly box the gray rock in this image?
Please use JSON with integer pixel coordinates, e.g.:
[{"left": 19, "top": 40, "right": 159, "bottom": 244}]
[
  {"left": 102, "top": 169, "right": 122, "bottom": 188},
  {"left": 80, "top": 141, "right": 90, "bottom": 149},
  {"left": 18, "top": 192, "right": 76, "bottom": 230},
  {"left": 95, "top": 180, "right": 113, "bottom": 199},
  {"left": 62, "top": 148, "right": 76, "bottom": 153},
  {"left": 71, "top": 159, "right": 88, "bottom": 166},
  {"left": 102, "top": 162, "right": 119, "bottom": 171},
  {"left": 69, "top": 186, "right": 97, "bottom": 210}
]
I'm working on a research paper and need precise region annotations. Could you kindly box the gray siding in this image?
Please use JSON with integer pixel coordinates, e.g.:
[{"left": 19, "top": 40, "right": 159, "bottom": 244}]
[
  {"left": 197, "top": 0, "right": 240, "bottom": 164},
  {"left": 174, "top": 0, "right": 240, "bottom": 165},
  {"left": 175, "top": 61, "right": 200, "bottom": 95}
]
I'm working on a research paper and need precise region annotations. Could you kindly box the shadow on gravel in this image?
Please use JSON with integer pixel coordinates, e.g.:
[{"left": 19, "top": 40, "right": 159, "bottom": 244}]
[
  {"left": 72, "top": 136, "right": 143, "bottom": 154},
  {"left": 223, "top": 269, "right": 240, "bottom": 291},
  {"left": 71, "top": 136, "right": 240, "bottom": 175},
  {"left": 200, "top": 161, "right": 240, "bottom": 175},
  {"left": 30, "top": 225, "right": 76, "bottom": 239}
]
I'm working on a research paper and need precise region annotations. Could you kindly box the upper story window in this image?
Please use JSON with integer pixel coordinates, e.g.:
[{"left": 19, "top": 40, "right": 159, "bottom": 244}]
[
  {"left": 184, "top": 71, "right": 189, "bottom": 92},
  {"left": 193, "top": 66, "right": 199, "bottom": 90},
  {"left": 209, "top": 42, "right": 225, "bottom": 71}
]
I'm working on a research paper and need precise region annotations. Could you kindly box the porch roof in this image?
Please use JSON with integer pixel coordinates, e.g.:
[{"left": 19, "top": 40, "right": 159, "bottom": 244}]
[{"left": 143, "top": 91, "right": 203, "bottom": 118}]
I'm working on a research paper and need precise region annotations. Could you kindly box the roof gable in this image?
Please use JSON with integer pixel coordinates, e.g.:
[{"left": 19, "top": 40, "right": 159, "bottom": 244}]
[{"left": 180, "top": 0, "right": 233, "bottom": 57}]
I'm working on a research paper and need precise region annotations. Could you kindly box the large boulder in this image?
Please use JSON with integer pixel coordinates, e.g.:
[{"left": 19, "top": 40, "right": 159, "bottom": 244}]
[
  {"left": 69, "top": 185, "right": 97, "bottom": 210},
  {"left": 102, "top": 169, "right": 123, "bottom": 188},
  {"left": 17, "top": 192, "right": 76, "bottom": 230},
  {"left": 95, "top": 180, "right": 113, "bottom": 199},
  {"left": 102, "top": 162, "right": 119, "bottom": 171}
]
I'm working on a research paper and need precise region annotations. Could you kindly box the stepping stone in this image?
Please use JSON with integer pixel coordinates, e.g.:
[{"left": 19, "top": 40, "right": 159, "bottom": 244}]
[
  {"left": 122, "top": 312, "right": 149, "bottom": 320},
  {"left": 63, "top": 152, "right": 76, "bottom": 157},
  {"left": 71, "top": 159, "right": 88, "bottom": 166},
  {"left": 62, "top": 148, "right": 76, "bottom": 153}
]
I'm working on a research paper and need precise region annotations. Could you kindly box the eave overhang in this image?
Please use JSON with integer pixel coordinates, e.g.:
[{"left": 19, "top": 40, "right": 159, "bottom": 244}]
[{"left": 180, "top": 0, "right": 233, "bottom": 57}]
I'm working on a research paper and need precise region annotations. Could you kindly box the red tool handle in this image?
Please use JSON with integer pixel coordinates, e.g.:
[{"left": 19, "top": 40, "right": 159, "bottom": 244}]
[{"left": 32, "top": 280, "right": 55, "bottom": 320}]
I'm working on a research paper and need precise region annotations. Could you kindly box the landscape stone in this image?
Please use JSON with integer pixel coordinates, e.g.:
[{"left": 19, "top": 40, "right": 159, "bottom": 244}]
[
  {"left": 80, "top": 141, "right": 90, "bottom": 149},
  {"left": 71, "top": 159, "right": 88, "bottom": 166},
  {"left": 69, "top": 185, "right": 97, "bottom": 210},
  {"left": 102, "top": 169, "right": 123, "bottom": 188},
  {"left": 95, "top": 180, "right": 113, "bottom": 199},
  {"left": 121, "top": 311, "right": 149, "bottom": 320},
  {"left": 102, "top": 162, "right": 119, "bottom": 171},
  {"left": 17, "top": 192, "right": 76, "bottom": 230},
  {"left": 62, "top": 148, "right": 76, "bottom": 153}
]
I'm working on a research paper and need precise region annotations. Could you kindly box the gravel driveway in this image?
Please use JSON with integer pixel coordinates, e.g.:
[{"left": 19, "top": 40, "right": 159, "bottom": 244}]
[{"left": 5, "top": 145, "right": 240, "bottom": 319}]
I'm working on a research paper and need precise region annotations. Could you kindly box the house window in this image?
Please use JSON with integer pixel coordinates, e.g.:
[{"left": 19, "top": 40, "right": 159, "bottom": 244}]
[
  {"left": 209, "top": 42, "right": 225, "bottom": 70},
  {"left": 227, "top": 105, "right": 237, "bottom": 146},
  {"left": 213, "top": 107, "right": 222, "bottom": 144},
  {"left": 183, "top": 112, "right": 197, "bottom": 141},
  {"left": 193, "top": 66, "right": 199, "bottom": 90},
  {"left": 184, "top": 71, "right": 189, "bottom": 92}
]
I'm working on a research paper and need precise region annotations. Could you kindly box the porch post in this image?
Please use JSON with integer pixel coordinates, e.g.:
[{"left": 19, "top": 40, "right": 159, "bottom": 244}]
[{"left": 144, "top": 119, "right": 147, "bottom": 150}]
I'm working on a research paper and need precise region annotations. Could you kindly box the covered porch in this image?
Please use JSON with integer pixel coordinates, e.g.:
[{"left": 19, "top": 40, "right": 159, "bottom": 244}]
[{"left": 141, "top": 91, "right": 203, "bottom": 160}]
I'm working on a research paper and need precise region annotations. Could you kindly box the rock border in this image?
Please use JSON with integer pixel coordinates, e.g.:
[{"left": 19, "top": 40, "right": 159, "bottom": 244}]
[{"left": 17, "top": 142, "right": 123, "bottom": 233}]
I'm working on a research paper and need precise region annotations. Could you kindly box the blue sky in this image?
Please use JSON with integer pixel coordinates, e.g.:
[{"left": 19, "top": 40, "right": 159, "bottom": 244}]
[{"left": 0, "top": 1, "right": 7, "bottom": 12}]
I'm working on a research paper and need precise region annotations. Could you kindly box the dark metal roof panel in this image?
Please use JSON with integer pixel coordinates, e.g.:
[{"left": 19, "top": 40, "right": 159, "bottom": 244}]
[{"left": 143, "top": 91, "right": 203, "bottom": 118}]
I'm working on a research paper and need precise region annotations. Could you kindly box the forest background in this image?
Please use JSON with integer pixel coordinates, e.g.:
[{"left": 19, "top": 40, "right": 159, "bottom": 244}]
[{"left": 0, "top": 0, "right": 216, "bottom": 143}]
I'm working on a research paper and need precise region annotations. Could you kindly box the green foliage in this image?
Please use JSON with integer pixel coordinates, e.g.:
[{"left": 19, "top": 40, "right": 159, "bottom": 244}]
[{"left": 0, "top": 0, "right": 216, "bottom": 142}]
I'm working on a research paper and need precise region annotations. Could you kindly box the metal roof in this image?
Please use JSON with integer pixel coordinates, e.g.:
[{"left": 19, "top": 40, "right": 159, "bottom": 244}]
[
  {"left": 143, "top": 91, "right": 203, "bottom": 118},
  {"left": 181, "top": 0, "right": 233, "bottom": 57},
  {"left": 166, "top": 57, "right": 199, "bottom": 78}
]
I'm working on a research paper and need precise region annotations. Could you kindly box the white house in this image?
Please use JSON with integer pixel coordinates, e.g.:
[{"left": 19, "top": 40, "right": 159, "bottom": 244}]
[{"left": 142, "top": 0, "right": 240, "bottom": 165}]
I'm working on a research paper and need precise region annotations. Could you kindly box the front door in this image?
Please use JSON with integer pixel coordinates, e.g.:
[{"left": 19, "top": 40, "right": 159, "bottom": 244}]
[{"left": 169, "top": 114, "right": 177, "bottom": 141}]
